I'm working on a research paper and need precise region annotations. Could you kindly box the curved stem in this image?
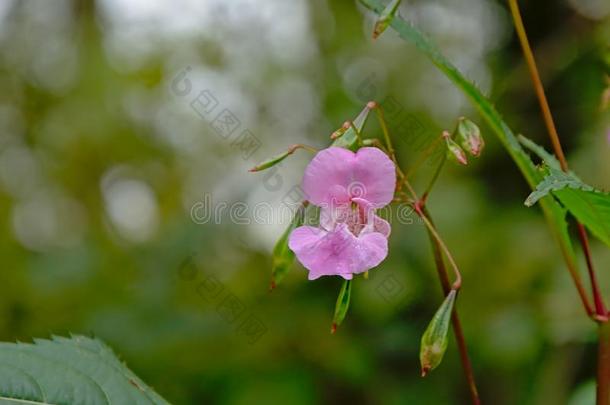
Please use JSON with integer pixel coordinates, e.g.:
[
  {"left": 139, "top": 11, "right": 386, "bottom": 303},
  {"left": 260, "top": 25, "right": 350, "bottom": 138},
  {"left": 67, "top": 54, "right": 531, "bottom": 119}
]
[
  {"left": 288, "top": 144, "right": 318, "bottom": 154},
  {"left": 424, "top": 207, "right": 480, "bottom": 405},
  {"left": 416, "top": 205, "right": 461, "bottom": 290}
]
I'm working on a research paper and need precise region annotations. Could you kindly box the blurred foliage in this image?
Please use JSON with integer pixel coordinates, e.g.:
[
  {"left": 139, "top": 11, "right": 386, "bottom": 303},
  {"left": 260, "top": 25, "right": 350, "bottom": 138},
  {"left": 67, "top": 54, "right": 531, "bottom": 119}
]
[{"left": 0, "top": 0, "right": 608, "bottom": 404}]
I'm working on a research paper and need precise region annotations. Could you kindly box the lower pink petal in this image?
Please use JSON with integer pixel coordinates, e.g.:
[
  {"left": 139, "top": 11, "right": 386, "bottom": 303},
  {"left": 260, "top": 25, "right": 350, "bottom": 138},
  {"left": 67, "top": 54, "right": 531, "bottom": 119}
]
[{"left": 288, "top": 224, "right": 388, "bottom": 280}]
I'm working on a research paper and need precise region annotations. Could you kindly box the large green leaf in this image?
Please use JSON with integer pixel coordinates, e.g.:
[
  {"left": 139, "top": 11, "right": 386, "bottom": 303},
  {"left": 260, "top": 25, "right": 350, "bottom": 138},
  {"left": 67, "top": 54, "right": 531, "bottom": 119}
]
[
  {"left": 359, "top": 0, "right": 579, "bottom": 273},
  {"left": 0, "top": 335, "right": 169, "bottom": 405},
  {"left": 526, "top": 169, "right": 610, "bottom": 247}
]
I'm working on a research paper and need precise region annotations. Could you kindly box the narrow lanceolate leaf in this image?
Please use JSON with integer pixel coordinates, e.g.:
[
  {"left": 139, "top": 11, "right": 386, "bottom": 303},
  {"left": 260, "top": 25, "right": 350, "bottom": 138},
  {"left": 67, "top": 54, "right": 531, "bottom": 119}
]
[
  {"left": 0, "top": 335, "right": 169, "bottom": 404},
  {"left": 331, "top": 104, "right": 372, "bottom": 151},
  {"left": 525, "top": 169, "right": 610, "bottom": 247},
  {"left": 420, "top": 290, "right": 457, "bottom": 377},
  {"left": 517, "top": 135, "right": 563, "bottom": 171},
  {"left": 270, "top": 202, "right": 308, "bottom": 289},
  {"left": 358, "top": 0, "right": 580, "bottom": 291},
  {"left": 373, "top": 0, "right": 402, "bottom": 39},
  {"left": 331, "top": 279, "right": 352, "bottom": 334}
]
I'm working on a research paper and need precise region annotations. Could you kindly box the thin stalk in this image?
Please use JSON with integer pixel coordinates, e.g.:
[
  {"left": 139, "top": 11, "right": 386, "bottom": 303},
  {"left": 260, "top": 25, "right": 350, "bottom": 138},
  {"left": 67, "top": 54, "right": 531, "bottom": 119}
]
[
  {"left": 507, "top": 1, "right": 609, "bottom": 403},
  {"left": 424, "top": 207, "right": 480, "bottom": 405},
  {"left": 599, "top": 323, "right": 610, "bottom": 405},
  {"left": 374, "top": 98, "right": 478, "bottom": 398},
  {"left": 507, "top": 0, "right": 606, "bottom": 318},
  {"left": 403, "top": 135, "right": 444, "bottom": 181},
  {"left": 507, "top": 0, "right": 567, "bottom": 170},
  {"left": 422, "top": 153, "right": 447, "bottom": 202},
  {"left": 416, "top": 206, "right": 462, "bottom": 289}
]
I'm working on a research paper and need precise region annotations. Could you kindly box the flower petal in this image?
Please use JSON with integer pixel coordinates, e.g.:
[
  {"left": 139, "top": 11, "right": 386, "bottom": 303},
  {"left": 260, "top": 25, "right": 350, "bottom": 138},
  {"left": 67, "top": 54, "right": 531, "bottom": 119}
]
[
  {"left": 302, "top": 147, "right": 355, "bottom": 206},
  {"left": 351, "top": 197, "right": 391, "bottom": 237},
  {"left": 302, "top": 147, "right": 396, "bottom": 208},
  {"left": 288, "top": 223, "right": 388, "bottom": 280},
  {"left": 373, "top": 214, "right": 391, "bottom": 237},
  {"left": 352, "top": 147, "right": 396, "bottom": 207}
]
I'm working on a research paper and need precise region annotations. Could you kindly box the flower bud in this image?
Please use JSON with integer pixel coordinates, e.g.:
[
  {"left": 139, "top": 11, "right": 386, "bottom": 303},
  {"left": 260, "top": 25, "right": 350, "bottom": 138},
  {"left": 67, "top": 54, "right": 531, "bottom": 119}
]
[
  {"left": 331, "top": 279, "right": 352, "bottom": 334},
  {"left": 457, "top": 118, "right": 484, "bottom": 157},
  {"left": 373, "top": 0, "right": 402, "bottom": 39},
  {"left": 270, "top": 202, "right": 307, "bottom": 289},
  {"left": 443, "top": 131, "right": 468, "bottom": 165},
  {"left": 332, "top": 104, "right": 372, "bottom": 151},
  {"left": 420, "top": 289, "right": 456, "bottom": 377},
  {"left": 330, "top": 122, "right": 350, "bottom": 140}
]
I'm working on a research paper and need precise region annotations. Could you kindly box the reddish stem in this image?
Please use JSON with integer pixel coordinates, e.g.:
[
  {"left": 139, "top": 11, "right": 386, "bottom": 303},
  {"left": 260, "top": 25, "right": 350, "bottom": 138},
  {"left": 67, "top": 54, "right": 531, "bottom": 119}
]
[{"left": 424, "top": 207, "right": 480, "bottom": 404}]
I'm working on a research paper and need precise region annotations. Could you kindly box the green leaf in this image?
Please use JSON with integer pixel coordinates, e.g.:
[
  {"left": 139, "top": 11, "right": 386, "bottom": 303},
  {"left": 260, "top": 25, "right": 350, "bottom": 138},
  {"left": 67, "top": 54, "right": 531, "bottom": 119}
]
[
  {"left": 0, "top": 335, "right": 169, "bottom": 404},
  {"left": 525, "top": 169, "right": 610, "bottom": 247},
  {"left": 271, "top": 202, "right": 307, "bottom": 289},
  {"left": 358, "top": 0, "right": 579, "bottom": 280},
  {"left": 517, "top": 134, "right": 563, "bottom": 171},
  {"left": 556, "top": 187, "right": 610, "bottom": 247},
  {"left": 525, "top": 168, "right": 592, "bottom": 207},
  {"left": 331, "top": 279, "right": 352, "bottom": 334},
  {"left": 420, "top": 290, "right": 456, "bottom": 376}
]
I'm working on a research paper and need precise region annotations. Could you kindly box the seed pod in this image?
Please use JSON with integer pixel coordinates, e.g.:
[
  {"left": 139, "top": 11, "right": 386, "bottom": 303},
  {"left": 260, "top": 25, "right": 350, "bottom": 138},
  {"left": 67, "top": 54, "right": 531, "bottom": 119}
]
[
  {"left": 443, "top": 131, "right": 468, "bottom": 165},
  {"left": 420, "top": 289, "right": 457, "bottom": 377},
  {"left": 331, "top": 279, "right": 352, "bottom": 334},
  {"left": 457, "top": 118, "right": 484, "bottom": 157},
  {"left": 373, "top": 0, "right": 402, "bottom": 39}
]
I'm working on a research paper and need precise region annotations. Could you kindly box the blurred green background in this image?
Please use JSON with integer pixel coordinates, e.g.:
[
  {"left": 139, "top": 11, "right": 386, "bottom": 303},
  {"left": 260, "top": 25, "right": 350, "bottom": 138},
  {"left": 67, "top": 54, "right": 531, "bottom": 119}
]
[{"left": 0, "top": 0, "right": 609, "bottom": 403}]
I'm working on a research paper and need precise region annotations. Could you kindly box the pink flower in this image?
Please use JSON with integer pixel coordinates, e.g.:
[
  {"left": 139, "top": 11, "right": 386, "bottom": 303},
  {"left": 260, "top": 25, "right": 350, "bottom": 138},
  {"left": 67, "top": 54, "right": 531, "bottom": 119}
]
[{"left": 288, "top": 147, "right": 396, "bottom": 280}]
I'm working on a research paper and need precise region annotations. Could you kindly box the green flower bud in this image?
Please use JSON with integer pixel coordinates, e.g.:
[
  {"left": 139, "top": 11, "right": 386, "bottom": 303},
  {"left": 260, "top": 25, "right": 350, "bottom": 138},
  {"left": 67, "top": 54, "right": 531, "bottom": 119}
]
[
  {"left": 331, "top": 104, "right": 372, "bottom": 151},
  {"left": 373, "top": 0, "right": 402, "bottom": 39},
  {"left": 420, "top": 289, "right": 457, "bottom": 377},
  {"left": 331, "top": 279, "right": 352, "bottom": 334},
  {"left": 457, "top": 118, "right": 484, "bottom": 157},
  {"left": 443, "top": 131, "right": 468, "bottom": 165}
]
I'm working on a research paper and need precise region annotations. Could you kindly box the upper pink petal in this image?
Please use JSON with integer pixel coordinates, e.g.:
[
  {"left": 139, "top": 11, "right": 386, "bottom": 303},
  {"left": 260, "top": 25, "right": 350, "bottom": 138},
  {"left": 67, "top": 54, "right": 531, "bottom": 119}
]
[
  {"left": 302, "top": 147, "right": 396, "bottom": 208},
  {"left": 302, "top": 147, "right": 355, "bottom": 207},
  {"left": 288, "top": 223, "right": 388, "bottom": 280},
  {"left": 351, "top": 147, "right": 396, "bottom": 207}
]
